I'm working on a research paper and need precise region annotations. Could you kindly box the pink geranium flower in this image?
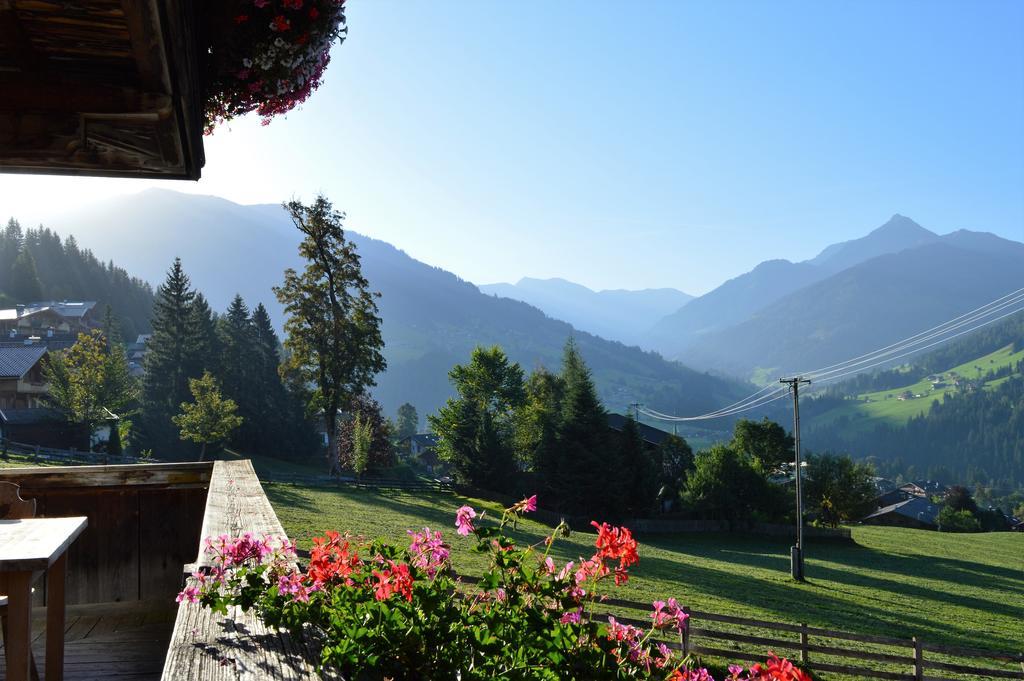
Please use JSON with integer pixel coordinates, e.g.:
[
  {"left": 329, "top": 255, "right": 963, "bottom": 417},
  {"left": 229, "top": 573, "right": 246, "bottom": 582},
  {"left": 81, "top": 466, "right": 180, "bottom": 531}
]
[
  {"left": 524, "top": 494, "right": 537, "bottom": 512},
  {"left": 455, "top": 505, "right": 477, "bottom": 536}
]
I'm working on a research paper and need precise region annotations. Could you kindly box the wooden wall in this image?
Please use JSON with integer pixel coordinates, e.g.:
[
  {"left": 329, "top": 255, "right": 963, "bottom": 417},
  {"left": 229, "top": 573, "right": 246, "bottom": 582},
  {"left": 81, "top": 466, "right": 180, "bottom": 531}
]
[{"left": 0, "top": 462, "right": 212, "bottom": 605}]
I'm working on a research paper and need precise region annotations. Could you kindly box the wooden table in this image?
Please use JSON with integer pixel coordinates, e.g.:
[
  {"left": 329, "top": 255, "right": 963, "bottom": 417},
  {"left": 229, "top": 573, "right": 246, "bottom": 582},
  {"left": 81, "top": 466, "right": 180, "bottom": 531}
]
[{"left": 0, "top": 517, "right": 87, "bottom": 681}]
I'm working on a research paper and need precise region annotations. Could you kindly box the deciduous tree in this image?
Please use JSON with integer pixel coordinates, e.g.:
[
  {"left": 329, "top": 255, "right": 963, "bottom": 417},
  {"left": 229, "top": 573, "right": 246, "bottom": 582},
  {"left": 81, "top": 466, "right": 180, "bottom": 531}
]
[
  {"left": 45, "top": 330, "right": 138, "bottom": 442},
  {"left": 430, "top": 346, "right": 524, "bottom": 490},
  {"left": 173, "top": 371, "right": 243, "bottom": 460}
]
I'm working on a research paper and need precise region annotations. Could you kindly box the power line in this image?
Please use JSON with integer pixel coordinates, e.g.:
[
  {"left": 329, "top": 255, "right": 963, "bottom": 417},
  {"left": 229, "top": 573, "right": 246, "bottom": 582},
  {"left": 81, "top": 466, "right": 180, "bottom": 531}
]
[
  {"left": 798, "top": 286, "right": 1024, "bottom": 380},
  {"left": 639, "top": 287, "right": 1024, "bottom": 423}
]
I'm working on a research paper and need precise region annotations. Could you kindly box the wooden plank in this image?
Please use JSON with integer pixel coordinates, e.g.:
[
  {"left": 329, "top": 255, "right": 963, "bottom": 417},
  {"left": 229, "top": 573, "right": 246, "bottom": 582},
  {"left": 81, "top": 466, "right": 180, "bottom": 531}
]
[
  {"left": 0, "top": 462, "right": 213, "bottom": 492},
  {"left": 921, "top": 658, "right": 1024, "bottom": 679},
  {"left": 810, "top": 661, "right": 916, "bottom": 681},
  {"left": 921, "top": 642, "right": 1024, "bottom": 663},
  {"left": 138, "top": 487, "right": 207, "bottom": 600},
  {"left": 41, "top": 493, "right": 136, "bottom": 604},
  {"left": 162, "top": 460, "right": 331, "bottom": 680},
  {"left": 803, "top": 641, "right": 911, "bottom": 665},
  {"left": 689, "top": 626, "right": 800, "bottom": 651}
]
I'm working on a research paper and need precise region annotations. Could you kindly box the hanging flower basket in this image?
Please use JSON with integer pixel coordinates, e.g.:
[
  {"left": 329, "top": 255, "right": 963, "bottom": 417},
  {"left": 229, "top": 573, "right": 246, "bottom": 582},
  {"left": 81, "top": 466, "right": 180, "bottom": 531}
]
[{"left": 202, "top": 0, "right": 348, "bottom": 133}]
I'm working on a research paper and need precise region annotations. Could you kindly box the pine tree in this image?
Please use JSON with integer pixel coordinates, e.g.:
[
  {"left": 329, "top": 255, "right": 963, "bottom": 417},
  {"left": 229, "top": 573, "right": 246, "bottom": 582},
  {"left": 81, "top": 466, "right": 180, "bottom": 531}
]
[{"left": 139, "top": 259, "right": 199, "bottom": 454}]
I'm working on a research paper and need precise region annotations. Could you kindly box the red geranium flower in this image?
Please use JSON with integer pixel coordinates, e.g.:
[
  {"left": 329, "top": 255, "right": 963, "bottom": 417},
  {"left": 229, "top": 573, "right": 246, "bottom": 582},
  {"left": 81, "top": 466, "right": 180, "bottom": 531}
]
[{"left": 271, "top": 15, "right": 290, "bottom": 32}]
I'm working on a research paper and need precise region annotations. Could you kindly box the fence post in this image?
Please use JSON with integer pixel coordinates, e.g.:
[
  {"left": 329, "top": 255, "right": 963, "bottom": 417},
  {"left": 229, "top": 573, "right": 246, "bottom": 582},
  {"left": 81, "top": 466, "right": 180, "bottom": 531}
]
[
  {"left": 913, "top": 637, "right": 923, "bottom": 681},
  {"left": 33, "top": 444, "right": 40, "bottom": 463},
  {"left": 682, "top": 607, "right": 691, "bottom": 656},
  {"left": 1, "top": 437, "right": 7, "bottom": 461},
  {"left": 800, "top": 623, "right": 809, "bottom": 663}
]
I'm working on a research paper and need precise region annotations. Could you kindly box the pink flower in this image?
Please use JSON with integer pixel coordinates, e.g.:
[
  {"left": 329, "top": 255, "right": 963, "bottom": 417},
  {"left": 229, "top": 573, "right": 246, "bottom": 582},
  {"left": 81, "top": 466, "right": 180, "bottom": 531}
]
[
  {"left": 728, "top": 664, "right": 744, "bottom": 680},
  {"left": 176, "top": 585, "right": 200, "bottom": 604},
  {"left": 407, "top": 527, "right": 449, "bottom": 577},
  {"left": 455, "top": 505, "right": 477, "bottom": 536},
  {"left": 524, "top": 494, "right": 537, "bottom": 512},
  {"left": 253, "top": 0, "right": 270, "bottom": 7},
  {"left": 559, "top": 609, "right": 581, "bottom": 624},
  {"left": 543, "top": 556, "right": 556, "bottom": 574}
]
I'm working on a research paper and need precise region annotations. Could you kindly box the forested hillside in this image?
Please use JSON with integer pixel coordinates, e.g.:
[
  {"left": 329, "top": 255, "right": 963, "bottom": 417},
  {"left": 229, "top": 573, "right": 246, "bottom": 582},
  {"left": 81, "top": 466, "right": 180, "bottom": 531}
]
[
  {"left": 798, "top": 312, "right": 1024, "bottom": 490},
  {"left": 0, "top": 219, "right": 154, "bottom": 338}
]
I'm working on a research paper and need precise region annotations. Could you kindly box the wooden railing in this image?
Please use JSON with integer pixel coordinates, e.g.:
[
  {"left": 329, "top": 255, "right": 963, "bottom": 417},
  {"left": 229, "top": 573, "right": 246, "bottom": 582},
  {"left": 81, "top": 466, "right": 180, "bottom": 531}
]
[{"left": 0, "top": 462, "right": 211, "bottom": 605}]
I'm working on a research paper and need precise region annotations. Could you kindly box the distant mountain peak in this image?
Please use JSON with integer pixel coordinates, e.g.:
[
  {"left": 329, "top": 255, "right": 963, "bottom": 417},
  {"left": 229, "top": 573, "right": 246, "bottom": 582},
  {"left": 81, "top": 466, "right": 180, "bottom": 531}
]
[{"left": 871, "top": 214, "right": 934, "bottom": 237}]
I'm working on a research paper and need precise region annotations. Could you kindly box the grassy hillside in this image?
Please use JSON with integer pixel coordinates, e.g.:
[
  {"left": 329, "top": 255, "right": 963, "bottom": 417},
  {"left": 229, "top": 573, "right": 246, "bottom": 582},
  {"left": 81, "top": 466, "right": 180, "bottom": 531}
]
[
  {"left": 266, "top": 484, "right": 1023, "bottom": 655},
  {"left": 808, "top": 343, "right": 1024, "bottom": 433}
]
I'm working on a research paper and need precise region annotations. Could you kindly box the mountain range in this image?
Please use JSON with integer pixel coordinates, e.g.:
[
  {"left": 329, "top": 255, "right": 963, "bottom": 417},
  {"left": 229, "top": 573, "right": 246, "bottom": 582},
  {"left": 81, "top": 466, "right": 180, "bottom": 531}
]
[
  {"left": 33, "top": 189, "right": 747, "bottom": 418},
  {"left": 644, "top": 214, "right": 1024, "bottom": 379},
  {"left": 479, "top": 278, "right": 692, "bottom": 346}
]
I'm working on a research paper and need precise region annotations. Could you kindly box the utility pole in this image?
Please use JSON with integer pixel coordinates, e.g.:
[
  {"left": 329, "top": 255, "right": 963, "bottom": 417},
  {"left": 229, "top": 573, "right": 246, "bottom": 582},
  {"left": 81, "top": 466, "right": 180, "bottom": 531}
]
[
  {"left": 780, "top": 376, "right": 811, "bottom": 581},
  {"left": 629, "top": 402, "right": 642, "bottom": 422}
]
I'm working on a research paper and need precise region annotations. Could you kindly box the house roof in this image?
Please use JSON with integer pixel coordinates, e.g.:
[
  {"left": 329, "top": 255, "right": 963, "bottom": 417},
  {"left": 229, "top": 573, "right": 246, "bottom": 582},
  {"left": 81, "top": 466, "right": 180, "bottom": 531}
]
[
  {"left": 607, "top": 413, "right": 672, "bottom": 447},
  {"left": 0, "top": 407, "right": 65, "bottom": 425},
  {"left": 10, "top": 301, "right": 98, "bottom": 320},
  {"left": 0, "top": 345, "right": 48, "bottom": 379},
  {"left": 863, "top": 496, "right": 940, "bottom": 526},
  {"left": 403, "top": 433, "right": 440, "bottom": 448}
]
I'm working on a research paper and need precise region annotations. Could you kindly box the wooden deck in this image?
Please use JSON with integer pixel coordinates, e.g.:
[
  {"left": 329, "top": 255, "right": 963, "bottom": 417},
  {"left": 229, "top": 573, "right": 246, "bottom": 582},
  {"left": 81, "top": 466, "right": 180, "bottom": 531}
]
[{"left": 0, "top": 600, "right": 176, "bottom": 680}]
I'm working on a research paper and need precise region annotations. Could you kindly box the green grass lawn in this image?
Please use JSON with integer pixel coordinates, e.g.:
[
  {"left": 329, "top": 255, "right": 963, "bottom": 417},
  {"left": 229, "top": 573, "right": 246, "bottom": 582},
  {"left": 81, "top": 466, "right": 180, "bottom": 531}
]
[
  {"left": 808, "top": 343, "right": 1024, "bottom": 432},
  {"left": 265, "top": 483, "right": 1024, "bottom": 657}
]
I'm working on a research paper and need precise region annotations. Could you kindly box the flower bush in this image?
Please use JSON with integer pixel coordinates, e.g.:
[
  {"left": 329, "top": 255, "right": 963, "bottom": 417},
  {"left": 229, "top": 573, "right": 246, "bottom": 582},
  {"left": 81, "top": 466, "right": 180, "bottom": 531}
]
[
  {"left": 203, "top": 0, "right": 348, "bottom": 132},
  {"left": 178, "top": 496, "right": 811, "bottom": 680}
]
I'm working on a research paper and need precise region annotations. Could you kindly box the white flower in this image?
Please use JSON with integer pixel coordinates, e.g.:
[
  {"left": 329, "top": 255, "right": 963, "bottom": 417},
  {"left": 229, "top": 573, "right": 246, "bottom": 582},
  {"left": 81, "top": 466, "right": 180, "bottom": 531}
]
[{"left": 242, "top": 57, "right": 253, "bottom": 68}]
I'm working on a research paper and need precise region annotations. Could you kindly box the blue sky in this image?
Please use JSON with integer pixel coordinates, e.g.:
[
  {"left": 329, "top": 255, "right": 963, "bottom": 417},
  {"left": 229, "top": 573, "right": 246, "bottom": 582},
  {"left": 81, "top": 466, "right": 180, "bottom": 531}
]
[{"left": 1, "top": 0, "right": 1022, "bottom": 294}]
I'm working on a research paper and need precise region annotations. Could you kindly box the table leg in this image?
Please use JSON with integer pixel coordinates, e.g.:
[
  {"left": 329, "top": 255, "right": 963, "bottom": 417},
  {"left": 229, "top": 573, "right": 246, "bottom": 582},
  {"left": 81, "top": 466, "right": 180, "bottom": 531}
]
[
  {"left": 5, "top": 570, "right": 32, "bottom": 681},
  {"left": 45, "top": 553, "right": 67, "bottom": 681}
]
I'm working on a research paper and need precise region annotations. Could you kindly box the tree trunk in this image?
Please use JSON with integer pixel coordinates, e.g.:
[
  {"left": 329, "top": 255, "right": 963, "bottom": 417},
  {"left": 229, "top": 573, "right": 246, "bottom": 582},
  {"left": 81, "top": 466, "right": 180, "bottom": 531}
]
[
  {"left": 199, "top": 442, "right": 207, "bottom": 461},
  {"left": 326, "top": 428, "right": 339, "bottom": 477}
]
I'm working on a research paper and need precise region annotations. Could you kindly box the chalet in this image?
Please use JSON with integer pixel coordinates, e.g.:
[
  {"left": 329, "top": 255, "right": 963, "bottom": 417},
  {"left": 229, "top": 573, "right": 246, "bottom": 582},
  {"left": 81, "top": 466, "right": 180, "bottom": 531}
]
[
  {"left": 607, "top": 413, "right": 673, "bottom": 448},
  {"left": 0, "top": 345, "right": 48, "bottom": 409},
  {"left": 900, "top": 480, "right": 948, "bottom": 499},
  {"left": 402, "top": 432, "right": 440, "bottom": 457},
  {"left": 0, "top": 301, "right": 98, "bottom": 340},
  {"left": 127, "top": 333, "right": 152, "bottom": 376},
  {"left": 862, "top": 496, "right": 940, "bottom": 530}
]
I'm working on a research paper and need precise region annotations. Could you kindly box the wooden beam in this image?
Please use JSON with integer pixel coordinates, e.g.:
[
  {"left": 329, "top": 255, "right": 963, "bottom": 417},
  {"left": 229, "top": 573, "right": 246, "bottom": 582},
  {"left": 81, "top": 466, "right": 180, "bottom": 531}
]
[
  {"left": 0, "top": 78, "right": 169, "bottom": 114},
  {"left": 120, "top": 0, "right": 170, "bottom": 93},
  {"left": 0, "top": 8, "right": 43, "bottom": 73}
]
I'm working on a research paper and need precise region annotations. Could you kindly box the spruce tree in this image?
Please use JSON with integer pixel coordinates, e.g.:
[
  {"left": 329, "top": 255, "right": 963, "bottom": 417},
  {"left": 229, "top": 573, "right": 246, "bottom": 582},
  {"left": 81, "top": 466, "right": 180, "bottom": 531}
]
[
  {"left": 10, "top": 248, "right": 43, "bottom": 302},
  {"left": 188, "top": 292, "right": 221, "bottom": 379},
  {"left": 249, "top": 303, "right": 293, "bottom": 456},
  {"left": 139, "top": 258, "right": 198, "bottom": 454},
  {"left": 556, "top": 339, "right": 612, "bottom": 516},
  {"left": 218, "top": 294, "right": 257, "bottom": 449}
]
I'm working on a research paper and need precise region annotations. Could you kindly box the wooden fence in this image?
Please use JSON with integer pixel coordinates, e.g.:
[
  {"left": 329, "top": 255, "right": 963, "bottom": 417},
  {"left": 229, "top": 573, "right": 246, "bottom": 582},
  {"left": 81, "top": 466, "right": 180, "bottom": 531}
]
[
  {"left": 268, "top": 473, "right": 453, "bottom": 493},
  {"left": 0, "top": 438, "right": 157, "bottom": 466},
  {"left": 600, "top": 595, "right": 1023, "bottom": 681}
]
